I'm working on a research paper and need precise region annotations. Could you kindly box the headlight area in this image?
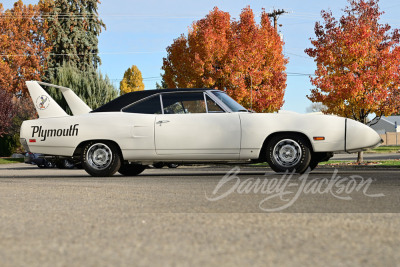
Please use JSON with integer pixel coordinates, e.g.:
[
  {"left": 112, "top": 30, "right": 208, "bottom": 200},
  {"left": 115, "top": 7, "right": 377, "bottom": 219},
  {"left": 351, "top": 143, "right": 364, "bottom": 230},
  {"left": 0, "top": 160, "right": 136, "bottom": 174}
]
[{"left": 20, "top": 138, "right": 31, "bottom": 153}]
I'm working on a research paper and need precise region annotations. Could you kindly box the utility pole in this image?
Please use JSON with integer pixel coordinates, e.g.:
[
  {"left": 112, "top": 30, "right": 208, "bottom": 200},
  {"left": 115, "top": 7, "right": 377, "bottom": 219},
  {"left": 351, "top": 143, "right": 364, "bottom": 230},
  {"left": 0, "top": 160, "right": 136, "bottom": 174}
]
[{"left": 268, "top": 9, "right": 288, "bottom": 31}]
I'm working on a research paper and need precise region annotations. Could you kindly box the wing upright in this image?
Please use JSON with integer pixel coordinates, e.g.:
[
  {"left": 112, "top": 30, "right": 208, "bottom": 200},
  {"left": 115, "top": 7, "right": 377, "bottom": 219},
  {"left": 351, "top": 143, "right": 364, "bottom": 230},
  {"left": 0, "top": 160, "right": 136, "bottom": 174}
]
[{"left": 26, "top": 81, "right": 92, "bottom": 118}]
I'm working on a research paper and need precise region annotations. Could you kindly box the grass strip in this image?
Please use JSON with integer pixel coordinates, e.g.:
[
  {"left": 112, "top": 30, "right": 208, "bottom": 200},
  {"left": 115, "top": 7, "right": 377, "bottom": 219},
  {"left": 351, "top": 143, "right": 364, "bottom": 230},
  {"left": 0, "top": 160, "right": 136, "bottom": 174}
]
[
  {"left": 367, "top": 146, "right": 400, "bottom": 153},
  {"left": 0, "top": 158, "right": 24, "bottom": 164}
]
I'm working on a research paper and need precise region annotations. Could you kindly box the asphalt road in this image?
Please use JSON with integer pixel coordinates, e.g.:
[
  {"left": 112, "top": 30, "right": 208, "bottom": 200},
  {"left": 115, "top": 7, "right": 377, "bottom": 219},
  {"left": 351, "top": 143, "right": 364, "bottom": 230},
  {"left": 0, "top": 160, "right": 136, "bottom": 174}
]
[{"left": 0, "top": 163, "right": 399, "bottom": 266}]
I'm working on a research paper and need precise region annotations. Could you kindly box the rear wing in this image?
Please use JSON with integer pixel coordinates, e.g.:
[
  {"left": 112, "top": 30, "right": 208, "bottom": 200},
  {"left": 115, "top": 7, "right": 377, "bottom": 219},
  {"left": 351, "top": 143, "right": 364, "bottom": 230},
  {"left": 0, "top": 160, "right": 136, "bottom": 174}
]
[{"left": 26, "top": 81, "right": 92, "bottom": 118}]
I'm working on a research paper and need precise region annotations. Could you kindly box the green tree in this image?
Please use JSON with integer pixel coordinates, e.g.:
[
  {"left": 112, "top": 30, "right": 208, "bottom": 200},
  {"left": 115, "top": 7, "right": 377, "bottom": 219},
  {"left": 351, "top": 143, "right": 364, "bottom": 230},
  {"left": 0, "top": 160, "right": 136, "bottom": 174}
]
[
  {"left": 120, "top": 65, "right": 145, "bottom": 95},
  {"left": 48, "top": 63, "right": 118, "bottom": 112},
  {"left": 40, "top": 0, "right": 105, "bottom": 76},
  {"left": 38, "top": 0, "right": 118, "bottom": 114},
  {"left": 156, "top": 78, "right": 168, "bottom": 89}
]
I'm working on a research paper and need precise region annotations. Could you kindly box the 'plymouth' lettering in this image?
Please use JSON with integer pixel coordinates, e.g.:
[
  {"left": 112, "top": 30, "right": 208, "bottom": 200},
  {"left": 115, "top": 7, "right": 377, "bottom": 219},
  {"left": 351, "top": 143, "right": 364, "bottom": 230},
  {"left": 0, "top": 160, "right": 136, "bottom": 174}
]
[{"left": 31, "top": 124, "right": 79, "bottom": 141}]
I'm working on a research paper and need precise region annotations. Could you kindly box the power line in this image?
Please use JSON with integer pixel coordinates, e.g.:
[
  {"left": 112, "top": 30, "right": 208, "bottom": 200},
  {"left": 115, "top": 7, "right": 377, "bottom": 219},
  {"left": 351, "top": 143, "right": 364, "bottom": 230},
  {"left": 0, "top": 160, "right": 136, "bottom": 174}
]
[
  {"left": 284, "top": 52, "right": 313, "bottom": 59},
  {"left": 0, "top": 13, "right": 203, "bottom": 20},
  {"left": 110, "top": 73, "right": 315, "bottom": 80},
  {"left": 287, "top": 72, "right": 316, "bottom": 76},
  {"left": 0, "top": 51, "right": 165, "bottom": 57},
  {"left": 110, "top": 73, "right": 315, "bottom": 82},
  {"left": 110, "top": 77, "right": 161, "bottom": 81}
]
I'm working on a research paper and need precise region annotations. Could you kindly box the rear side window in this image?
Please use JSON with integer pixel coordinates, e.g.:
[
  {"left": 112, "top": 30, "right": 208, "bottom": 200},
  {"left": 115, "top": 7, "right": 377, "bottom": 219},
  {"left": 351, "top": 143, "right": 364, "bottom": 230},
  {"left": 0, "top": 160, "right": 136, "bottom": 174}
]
[
  {"left": 122, "top": 95, "right": 162, "bottom": 114},
  {"left": 162, "top": 92, "right": 206, "bottom": 114}
]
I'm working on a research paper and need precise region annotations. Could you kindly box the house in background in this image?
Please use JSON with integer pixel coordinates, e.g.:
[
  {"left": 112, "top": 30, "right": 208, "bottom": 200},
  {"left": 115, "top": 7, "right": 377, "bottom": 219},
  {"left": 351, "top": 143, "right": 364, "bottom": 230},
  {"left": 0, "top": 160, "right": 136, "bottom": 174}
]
[
  {"left": 369, "top": 116, "right": 400, "bottom": 134},
  {"left": 369, "top": 116, "right": 400, "bottom": 145}
]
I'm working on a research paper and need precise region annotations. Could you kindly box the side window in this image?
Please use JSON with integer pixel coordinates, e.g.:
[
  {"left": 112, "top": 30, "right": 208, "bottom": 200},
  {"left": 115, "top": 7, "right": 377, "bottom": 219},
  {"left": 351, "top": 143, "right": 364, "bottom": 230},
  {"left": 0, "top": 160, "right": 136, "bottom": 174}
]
[
  {"left": 206, "top": 95, "right": 224, "bottom": 113},
  {"left": 122, "top": 95, "right": 162, "bottom": 114},
  {"left": 162, "top": 92, "right": 206, "bottom": 114}
]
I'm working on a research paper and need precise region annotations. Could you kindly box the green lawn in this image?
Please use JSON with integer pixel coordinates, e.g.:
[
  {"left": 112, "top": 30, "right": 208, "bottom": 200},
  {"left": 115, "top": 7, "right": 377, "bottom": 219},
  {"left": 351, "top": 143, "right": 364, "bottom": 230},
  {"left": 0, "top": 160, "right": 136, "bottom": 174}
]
[
  {"left": 367, "top": 146, "right": 400, "bottom": 153},
  {"left": 0, "top": 158, "right": 24, "bottom": 164},
  {"left": 252, "top": 159, "right": 400, "bottom": 168},
  {"left": 319, "top": 160, "right": 400, "bottom": 167}
]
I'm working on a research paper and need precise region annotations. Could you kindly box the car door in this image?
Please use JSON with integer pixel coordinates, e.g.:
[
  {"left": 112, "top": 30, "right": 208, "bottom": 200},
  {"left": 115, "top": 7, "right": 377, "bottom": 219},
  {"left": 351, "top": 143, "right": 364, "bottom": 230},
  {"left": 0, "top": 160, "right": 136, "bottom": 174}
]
[
  {"left": 120, "top": 94, "right": 161, "bottom": 160},
  {"left": 155, "top": 91, "right": 241, "bottom": 159}
]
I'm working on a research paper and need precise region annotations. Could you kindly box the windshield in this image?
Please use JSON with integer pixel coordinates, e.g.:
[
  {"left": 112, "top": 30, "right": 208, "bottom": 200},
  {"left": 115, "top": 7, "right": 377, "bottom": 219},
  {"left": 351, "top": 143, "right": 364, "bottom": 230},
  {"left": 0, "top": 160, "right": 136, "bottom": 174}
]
[{"left": 212, "top": 91, "right": 248, "bottom": 112}]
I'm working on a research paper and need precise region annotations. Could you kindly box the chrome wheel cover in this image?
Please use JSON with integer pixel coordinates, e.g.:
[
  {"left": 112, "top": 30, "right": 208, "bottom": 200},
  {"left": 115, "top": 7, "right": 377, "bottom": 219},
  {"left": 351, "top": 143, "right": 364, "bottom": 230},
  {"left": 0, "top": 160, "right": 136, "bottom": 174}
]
[
  {"left": 272, "top": 139, "right": 302, "bottom": 168},
  {"left": 86, "top": 143, "right": 112, "bottom": 170}
]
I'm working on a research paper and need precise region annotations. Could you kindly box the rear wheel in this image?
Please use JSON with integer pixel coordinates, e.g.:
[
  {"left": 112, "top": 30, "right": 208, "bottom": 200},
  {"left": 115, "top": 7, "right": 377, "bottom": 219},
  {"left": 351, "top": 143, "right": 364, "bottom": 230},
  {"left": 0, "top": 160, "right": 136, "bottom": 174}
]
[
  {"left": 266, "top": 134, "right": 312, "bottom": 173},
  {"left": 118, "top": 163, "right": 146, "bottom": 176},
  {"left": 82, "top": 141, "right": 121, "bottom": 177}
]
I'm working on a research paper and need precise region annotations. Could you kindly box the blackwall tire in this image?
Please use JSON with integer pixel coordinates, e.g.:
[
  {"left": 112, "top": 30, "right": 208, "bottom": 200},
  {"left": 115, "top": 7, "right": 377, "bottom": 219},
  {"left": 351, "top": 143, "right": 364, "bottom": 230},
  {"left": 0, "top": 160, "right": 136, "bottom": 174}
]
[
  {"left": 118, "top": 164, "right": 146, "bottom": 176},
  {"left": 266, "top": 134, "right": 312, "bottom": 173},
  {"left": 82, "top": 141, "right": 121, "bottom": 177},
  {"left": 309, "top": 159, "right": 319, "bottom": 171},
  {"left": 152, "top": 162, "right": 164, "bottom": 168},
  {"left": 309, "top": 152, "right": 334, "bottom": 171}
]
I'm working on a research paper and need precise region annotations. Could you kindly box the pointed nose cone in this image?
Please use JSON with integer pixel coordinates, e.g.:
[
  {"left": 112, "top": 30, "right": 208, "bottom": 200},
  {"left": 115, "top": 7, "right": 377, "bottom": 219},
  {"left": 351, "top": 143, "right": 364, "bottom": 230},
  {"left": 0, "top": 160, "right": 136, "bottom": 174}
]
[{"left": 346, "top": 119, "right": 382, "bottom": 152}]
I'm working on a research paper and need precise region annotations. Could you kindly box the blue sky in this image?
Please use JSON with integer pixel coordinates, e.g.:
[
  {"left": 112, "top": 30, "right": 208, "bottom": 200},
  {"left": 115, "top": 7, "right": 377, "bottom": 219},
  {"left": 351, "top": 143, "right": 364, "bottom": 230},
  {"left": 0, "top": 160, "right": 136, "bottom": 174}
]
[{"left": 4, "top": 0, "right": 400, "bottom": 113}]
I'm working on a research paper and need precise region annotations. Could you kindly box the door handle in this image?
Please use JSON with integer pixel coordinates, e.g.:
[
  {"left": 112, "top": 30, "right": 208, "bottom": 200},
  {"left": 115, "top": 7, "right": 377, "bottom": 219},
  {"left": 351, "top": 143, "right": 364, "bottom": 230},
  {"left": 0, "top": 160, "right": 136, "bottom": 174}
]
[{"left": 156, "top": 120, "right": 170, "bottom": 125}]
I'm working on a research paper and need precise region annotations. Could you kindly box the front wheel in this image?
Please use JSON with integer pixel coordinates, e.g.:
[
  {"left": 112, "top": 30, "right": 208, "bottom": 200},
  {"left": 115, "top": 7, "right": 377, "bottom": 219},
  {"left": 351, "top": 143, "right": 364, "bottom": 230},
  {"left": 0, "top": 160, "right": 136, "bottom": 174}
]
[
  {"left": 266, "top": 134, "right": 312, "bottom": 173},
  {"left": 82, "top": 141, "right": 121, "bottom": 177},
  {"left": 152, "top": 162, "right": 164, "bottom": 168}
]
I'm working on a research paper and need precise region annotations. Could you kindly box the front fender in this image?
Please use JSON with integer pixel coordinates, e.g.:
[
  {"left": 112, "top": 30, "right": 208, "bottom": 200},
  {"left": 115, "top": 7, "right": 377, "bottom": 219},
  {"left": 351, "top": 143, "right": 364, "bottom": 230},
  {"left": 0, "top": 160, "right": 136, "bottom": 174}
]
[{"left": 345, "top": 119, "right": 382, "bottom": 152}]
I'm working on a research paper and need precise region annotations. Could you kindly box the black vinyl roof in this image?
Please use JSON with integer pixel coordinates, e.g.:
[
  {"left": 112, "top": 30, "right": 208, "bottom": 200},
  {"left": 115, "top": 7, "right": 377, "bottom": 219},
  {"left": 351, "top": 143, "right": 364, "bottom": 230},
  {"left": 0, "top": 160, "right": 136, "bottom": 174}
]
[{"left": 92, "top": 88, "right": 212, "bottom": 113}]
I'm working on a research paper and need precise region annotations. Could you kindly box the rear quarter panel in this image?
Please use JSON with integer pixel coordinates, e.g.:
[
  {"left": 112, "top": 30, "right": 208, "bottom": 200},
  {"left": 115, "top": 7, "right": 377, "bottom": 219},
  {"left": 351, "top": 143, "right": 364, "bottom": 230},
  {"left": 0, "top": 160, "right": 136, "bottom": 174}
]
[{"left": 20, "top": 112, "right": 156, "bottom": 158}]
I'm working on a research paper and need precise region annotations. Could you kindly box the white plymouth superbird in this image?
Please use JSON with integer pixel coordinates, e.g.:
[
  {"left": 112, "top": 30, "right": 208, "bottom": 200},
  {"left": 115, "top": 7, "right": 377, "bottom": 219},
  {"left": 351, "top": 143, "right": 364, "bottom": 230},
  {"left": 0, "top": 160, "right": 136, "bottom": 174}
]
[{"left": 20, "top": 81, "right": 382, "bottom": 176}]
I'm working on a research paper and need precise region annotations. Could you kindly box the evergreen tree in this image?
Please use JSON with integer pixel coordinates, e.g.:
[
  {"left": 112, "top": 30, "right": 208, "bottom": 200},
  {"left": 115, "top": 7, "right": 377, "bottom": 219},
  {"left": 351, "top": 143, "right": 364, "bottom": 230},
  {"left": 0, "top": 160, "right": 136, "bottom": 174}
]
[
  {"left": 40, "top": 0, "right": 105, "bottom": 77},
  {"left": 156, "top": 78, "right": 168, "bottom": 89},
  {"left": 48, "top": 63, "right": 118, "bottom": 113},
  {"left": 120, "top": 65, "right": 145, "bottom": 95}
]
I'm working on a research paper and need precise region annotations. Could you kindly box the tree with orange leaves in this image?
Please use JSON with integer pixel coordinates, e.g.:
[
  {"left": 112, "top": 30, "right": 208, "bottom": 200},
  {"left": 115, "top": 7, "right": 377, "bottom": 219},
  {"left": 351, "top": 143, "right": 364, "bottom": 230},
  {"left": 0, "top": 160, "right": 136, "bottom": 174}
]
[
  {"left": 0, "top": 1, "right": 51, "bottom": 96},
  {"left": 306, "top": 0, "right": 400, "bottom": 163},
  {"left": 162, "top": 7, "right": 287, "bottom": 113},
  {"left": 0, "top": 1, "right": 51, "bottom": 140},
  {"left": 305, "top": 0, "right": 400, "bottom": 124}
]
